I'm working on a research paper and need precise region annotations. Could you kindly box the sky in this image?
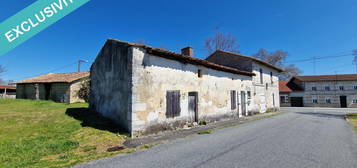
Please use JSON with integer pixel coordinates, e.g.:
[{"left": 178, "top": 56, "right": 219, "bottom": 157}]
[{"left": 1, "top": 0, "right": 357, "bottom": 82}]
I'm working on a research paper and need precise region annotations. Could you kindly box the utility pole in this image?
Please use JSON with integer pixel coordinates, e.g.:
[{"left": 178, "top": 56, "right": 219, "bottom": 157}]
[
  {"left": 353, "top": 50, "right": 357, "bottom": 72},
  {"left": 312, "top": 56, "right": 316, "bottom": 75},
  {"left": 77, "top": 60, "right": 88, "bottom": 72}
]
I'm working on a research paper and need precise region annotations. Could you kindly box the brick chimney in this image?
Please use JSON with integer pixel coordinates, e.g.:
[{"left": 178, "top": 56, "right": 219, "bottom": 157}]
[{"left": 181, "top": 47, "right": 193, "bottom": 57}]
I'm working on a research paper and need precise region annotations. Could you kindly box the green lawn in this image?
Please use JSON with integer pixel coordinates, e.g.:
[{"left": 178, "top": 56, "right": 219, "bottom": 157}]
[
  {"left": 0, "top": 99, "right": 131, "bottom": 168},
  {"left": 346, "top": 113, "right": 357, "bottom": 135}
]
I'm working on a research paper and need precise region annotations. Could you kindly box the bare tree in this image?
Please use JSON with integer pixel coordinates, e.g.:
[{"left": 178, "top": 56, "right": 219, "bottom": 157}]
[
  {"left": 252, "top": 49, "right": 301, "bottom": 81},
  {"left": 280, "top": 64, "right": 302, "bottom": 81},
  {"left": 205, "top": 32, "right": 240, "bottom": 54}
]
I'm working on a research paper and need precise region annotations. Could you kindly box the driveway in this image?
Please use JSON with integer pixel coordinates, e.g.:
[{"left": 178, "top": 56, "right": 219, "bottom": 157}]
[{"left": 75, "top": 107, "right": 357, "bottom": 168}]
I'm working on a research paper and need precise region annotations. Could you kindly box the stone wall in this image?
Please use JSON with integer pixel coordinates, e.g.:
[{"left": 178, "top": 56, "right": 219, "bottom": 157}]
[
  {"left": 251, "top": 62, "right": 280, "bottom": 112},
  {"left": 131, "top": 47, "right": 253, "bottom": 136},
  {"left": 16, "top": 83, "right": 70, "bottom": 103},
  {"left": 90, "top": 40, "right": 133, "bottom": 133},
  {"left": 304, "top": 81, "right": 357, "bottom": 108},
  {"left": 69, "top": 80, "right": 85, "bottom": 103}
]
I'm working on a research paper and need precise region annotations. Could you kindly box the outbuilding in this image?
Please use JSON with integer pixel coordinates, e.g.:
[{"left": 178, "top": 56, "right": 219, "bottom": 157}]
[{"left": 15, "top": 72, "right": 89, "bottom": 103}]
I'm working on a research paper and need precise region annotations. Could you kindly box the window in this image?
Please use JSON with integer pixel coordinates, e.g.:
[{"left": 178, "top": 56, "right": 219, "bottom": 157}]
[
  {"left": 247, "top": 91, "right": 251, "bottom": 99},
  {"left": 230, "top": 90, "right": 237, "bottom": 110},
  {"left": 280, "top": 96, "right": 286, "bottom": 103},
  {"left": 259, "top": 68, "right": 263, "bottom": 84},
  {"left": 266, "top": 83, "right": 268, "bottom": 90},
  {"left": 270, "top": 72, "right": 273, "bottom": 84},
  {"left": 353, "top": 99, "right": 357, "bottom": 104},
  {"left": 197, "top": 69, "right": 202, "bottom": 78},
  {"left": 326, "top": 99, "right": 331, "bottom": 104},
  {"left": 354, "top": 86, "right": 357, "bottom": 90},
  {"left": 166, "top": 90, "right": 181, "bottom": 118},
  {"left": 339, "top": 86, "right": 344, "bottom": 91},
  {"left": 325, "top": 86, "right": 330, "bottom": 91},
  {"left": 312, "top": 99, "right": 318, "bottom": 104},
  {"left": 312, "top": 86, "right": 317, "bottom": 91},
  {"left": 280, "top": 96, "right": 289, "bottom": 103}
]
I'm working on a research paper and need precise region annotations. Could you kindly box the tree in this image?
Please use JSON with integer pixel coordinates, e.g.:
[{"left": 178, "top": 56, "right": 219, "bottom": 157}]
[
  {"left": 252, "top": 49, "right": 301, "bottom": 81},
  {"left": 205, "top": 32, "right": 240, "bottom": 54},
  {"left": 281, "top": 64, "right": 302, "bottom": 80}
]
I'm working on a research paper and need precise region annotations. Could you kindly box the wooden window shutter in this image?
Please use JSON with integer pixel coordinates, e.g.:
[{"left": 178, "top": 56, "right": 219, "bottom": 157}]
[{"left": 166, "top": 90, "right": 181, "bottom": 118}]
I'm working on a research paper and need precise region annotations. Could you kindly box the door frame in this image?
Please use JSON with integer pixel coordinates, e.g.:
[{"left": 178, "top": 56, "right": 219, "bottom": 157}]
[
  {"left": 188, "top": 92, "right": 198, "bottom": 122},
  {"left": 241, "top": 91, "right": 247, "bottom": 116}
]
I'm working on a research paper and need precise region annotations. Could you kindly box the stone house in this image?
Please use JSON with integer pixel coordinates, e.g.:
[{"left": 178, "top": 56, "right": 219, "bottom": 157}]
[
  {"left": 90, "top": 39, "right": 283, "bottom": 136},
  {"left": 279, "top": 81, "right": 292, "bottom": 107},
  {"left": 206, "top": 50, "right": 284, "bottom": 113},
  {"left": 281, "top": 74, "right": 357, "bottom": 108},
  {"left": 15, "top": 72, "right": 89, "bottom": 103},
  {"left": 0, "top": 85, "right": 16, "bottom": 98}
]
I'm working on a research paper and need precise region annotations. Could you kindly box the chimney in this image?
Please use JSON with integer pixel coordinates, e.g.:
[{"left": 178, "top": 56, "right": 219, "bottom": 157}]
[{"left": 181, "top": 47, "right": 193, "bottom": 57}]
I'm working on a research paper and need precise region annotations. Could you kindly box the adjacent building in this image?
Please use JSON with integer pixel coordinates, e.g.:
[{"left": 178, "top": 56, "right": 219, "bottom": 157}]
[
  {"left": 15, "top": 72, "right": 89, "bottom": 103},
  {"left": 206, "top": 50, "right": 284, "bottom": 113},
  {"left": 279, "top": 74, "right": 357, "bottom": 108},
  {"left": 90, "top": 39, "right": 283, "bottom": 136},
  {"left": 0, "top": 85, "right": 16, "bottom": 98}
]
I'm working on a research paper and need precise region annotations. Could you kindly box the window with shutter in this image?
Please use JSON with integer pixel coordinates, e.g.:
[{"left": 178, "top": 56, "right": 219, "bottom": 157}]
[{"left": 166, "top": 90, "right": 181, "bottom": 118}]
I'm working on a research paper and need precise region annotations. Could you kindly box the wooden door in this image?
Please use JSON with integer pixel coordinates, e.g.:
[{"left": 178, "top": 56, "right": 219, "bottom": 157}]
[
  {"left": 241, "top": 91, "right": 247, "bottom": 116},
  {"left": 188, "top": 92, "right": 198, "bottom": 122}
]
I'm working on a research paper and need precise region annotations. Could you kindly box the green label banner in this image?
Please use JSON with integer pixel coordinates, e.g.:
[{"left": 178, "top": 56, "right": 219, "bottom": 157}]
[{"left": 0, "top": 0, "right": 90, "bottom": 56}]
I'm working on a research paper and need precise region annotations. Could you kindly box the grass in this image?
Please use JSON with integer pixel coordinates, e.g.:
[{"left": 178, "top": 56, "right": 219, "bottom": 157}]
[
  {"left": 197, "top": 129, "right": 213, "bottom": 135},
  {"left": 0, "top": 99, "right": 131, "bottom": 168},
  {"left": 346, "top": 113, "right": 357, "bottom": 134}
]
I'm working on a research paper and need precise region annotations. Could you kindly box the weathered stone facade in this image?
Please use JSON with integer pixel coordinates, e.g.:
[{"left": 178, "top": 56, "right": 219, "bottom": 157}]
[
  {"left": 206, "top": 50, "right": 283, "bottom": 113},
  {"left": 15, "top": 72, "right": 89, "bottom": 103},
  {"left": 90, "top": 39, "right": 282, "bottom": 136}
]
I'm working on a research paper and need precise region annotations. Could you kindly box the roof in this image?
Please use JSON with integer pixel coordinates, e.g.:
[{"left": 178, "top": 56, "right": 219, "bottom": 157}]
[
  {"left": 0, "top": 85, "right": 16, "bottom": 90},
  {"left": 279, "top": 81, "right": 292, "bottom": 93},
  {"left": 15, "top": 72, "right": 89, "bottom": 84},
  {"left": 208, "top": 50, "right": 285, "bottom": 72},
  {"left": 293, "top": 74, "right": 357, "bottom": 82},
  {"left": 108, "top": 39, "right": 255, "bottom": 76}
]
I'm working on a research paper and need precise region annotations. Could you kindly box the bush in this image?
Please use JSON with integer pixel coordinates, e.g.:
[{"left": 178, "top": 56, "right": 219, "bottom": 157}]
[{"left": 77, "top": 77, "right": 90, "bottom": 102}]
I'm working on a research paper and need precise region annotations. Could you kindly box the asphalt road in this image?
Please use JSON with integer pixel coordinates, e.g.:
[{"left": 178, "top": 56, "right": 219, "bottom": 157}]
[{"left": 75, "top": 107, "right": 357, "bottom": 168}]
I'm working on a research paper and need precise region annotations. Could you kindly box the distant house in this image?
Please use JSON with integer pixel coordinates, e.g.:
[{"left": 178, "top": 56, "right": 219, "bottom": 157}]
[
  {"left": 15, "top": 72, "right": 89, "bottom": 103},
  {"left": 280, "top": 74, "right": 357, "bottom": 108},
  {"left": 90, "top": 39, "right": 283, "bottom": 136},
  {"left": 0, "top": 85, "right": 16, "bottom": 98}
]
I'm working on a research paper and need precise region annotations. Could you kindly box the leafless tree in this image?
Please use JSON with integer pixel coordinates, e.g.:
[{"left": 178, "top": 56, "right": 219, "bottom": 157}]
[
  {"left": 252, "top": 49, "right": 301, "bottom": 81},
  {"left": 280, "top": 64, "right": 302, "bottom": 81},
  {"left": 205, "top": 32, "right": 240, "bottom": 54}
]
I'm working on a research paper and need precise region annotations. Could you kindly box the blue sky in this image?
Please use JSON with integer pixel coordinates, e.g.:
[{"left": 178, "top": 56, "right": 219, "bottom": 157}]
[{"left": 1, "top": 0, "right": 357, "bottom": 81}]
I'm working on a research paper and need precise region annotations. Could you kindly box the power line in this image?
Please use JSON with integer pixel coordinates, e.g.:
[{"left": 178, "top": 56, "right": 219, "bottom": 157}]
[
  {"left": 284, "top": 52, "right": 353, "bottom": 63},
  {"left": 12, "top": 61, "right": 78, "bottom": 81}
]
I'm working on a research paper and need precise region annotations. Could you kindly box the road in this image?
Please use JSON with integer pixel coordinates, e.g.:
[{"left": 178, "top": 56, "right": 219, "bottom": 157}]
[{"left": 75, "top": 107, "right": 357, "bottom": 168}]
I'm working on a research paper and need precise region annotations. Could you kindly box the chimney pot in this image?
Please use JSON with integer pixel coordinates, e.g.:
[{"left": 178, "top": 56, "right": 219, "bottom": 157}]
[{"left": 181, "top": 47, "right": 193, "bottom": 57}]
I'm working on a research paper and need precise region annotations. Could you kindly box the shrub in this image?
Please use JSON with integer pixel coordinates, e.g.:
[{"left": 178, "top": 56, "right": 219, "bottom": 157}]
[{"left": 77, "top": 77, "right": 90, "bottom": 102}]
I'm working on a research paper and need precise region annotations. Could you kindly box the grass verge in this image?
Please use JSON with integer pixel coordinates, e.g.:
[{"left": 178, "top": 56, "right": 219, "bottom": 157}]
[
  {"left": 346, "top": 113, "right": 357, "bottom": 135},
  {"left": 197, "top": 129, "right": 214, "bottom": 135},
  {"left": 0, "top": 99, "right": 130, "bottom": 168}
]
